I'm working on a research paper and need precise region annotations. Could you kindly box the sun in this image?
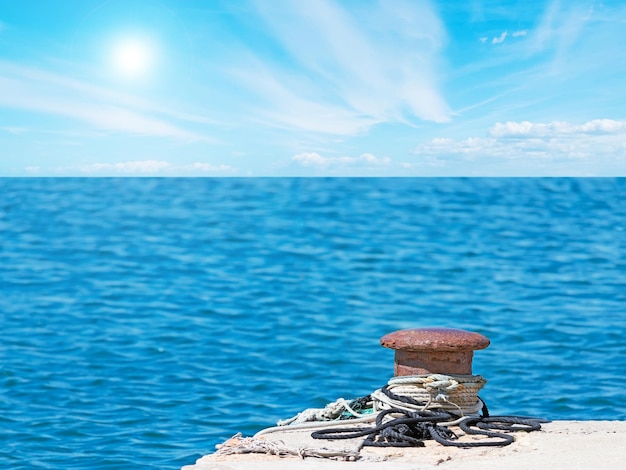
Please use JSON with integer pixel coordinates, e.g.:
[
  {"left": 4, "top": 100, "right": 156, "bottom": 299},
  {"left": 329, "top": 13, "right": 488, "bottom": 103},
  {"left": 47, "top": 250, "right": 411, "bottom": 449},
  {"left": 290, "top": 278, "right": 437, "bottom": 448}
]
[{"left": 111, "top": 38, "right": 154, "bottom": 78}]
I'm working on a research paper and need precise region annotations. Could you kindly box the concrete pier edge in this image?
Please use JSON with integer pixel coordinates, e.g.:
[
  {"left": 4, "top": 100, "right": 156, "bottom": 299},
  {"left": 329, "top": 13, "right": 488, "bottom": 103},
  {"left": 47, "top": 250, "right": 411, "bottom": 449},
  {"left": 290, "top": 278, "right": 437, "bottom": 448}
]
[{"left": 184, "top": 420, "right": 626, "bottom": 470}]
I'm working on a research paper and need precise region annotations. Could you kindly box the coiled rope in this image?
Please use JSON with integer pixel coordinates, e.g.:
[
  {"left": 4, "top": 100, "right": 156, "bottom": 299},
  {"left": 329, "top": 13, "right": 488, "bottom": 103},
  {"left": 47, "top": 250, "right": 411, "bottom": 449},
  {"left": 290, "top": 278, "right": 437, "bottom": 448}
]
[
  {"left": 255, "top": 373, "right": 546, "bottom": 450},
  {"left": 273, "top": 373, "right": 486, "bottom": 429},
  {"left": 374, "top": 374, "right": 486, "bottom": 416},
  {"left": 311, "top": 409, "right": 545, "bottom": 448}
]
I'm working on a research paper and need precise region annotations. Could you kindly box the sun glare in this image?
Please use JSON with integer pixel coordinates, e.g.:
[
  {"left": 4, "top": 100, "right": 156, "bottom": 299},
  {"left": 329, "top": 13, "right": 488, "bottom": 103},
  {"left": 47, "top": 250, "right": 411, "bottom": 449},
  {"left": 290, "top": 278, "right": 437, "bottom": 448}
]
[{"left": 111, "top": 38, "right": 154, "bottom": 78}]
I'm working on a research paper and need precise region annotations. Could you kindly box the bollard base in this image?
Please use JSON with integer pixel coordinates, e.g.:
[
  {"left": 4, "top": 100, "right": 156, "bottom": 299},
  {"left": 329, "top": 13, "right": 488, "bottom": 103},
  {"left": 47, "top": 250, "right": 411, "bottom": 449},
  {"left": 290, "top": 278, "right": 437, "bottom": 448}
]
[{"left": 394, "top": 350, "right": 475, "bottom": 376}]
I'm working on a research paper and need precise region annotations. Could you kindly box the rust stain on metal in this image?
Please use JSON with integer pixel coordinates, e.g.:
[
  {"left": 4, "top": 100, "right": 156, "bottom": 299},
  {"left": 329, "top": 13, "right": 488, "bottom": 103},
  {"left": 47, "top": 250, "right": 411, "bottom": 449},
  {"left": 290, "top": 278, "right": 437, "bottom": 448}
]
[{"left": 380, "top": 327, "right": 490, "bottom": 376}]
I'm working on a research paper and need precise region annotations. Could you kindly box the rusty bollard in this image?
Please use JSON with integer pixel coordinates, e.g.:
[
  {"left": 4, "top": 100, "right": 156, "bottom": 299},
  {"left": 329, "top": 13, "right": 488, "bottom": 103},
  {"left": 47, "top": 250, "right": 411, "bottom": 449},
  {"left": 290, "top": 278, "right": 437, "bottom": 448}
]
[{"left": 380, "top": 327, "right": 490, "bottom": 376}]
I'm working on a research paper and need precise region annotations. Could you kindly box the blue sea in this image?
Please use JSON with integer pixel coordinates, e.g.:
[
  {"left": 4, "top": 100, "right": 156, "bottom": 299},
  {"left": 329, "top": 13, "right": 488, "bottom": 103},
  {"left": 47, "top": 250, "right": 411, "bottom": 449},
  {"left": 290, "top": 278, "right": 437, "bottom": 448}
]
[{"left": 2, "top": 178, "right": 625, "bottom": 469}]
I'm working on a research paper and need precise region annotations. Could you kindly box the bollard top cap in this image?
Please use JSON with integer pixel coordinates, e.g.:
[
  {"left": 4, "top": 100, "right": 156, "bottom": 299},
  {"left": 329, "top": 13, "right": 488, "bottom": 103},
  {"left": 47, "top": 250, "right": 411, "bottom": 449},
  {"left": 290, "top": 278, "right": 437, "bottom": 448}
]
[{"left": 380, "top": 327, "right": 490, "bottom": 352}]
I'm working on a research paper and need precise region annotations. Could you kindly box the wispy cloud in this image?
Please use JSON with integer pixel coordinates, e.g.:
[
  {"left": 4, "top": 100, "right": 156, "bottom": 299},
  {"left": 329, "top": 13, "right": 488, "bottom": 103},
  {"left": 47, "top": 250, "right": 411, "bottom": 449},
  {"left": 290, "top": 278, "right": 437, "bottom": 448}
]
[
  {"left": 230, "top": 60, "right": 380, "bottom": 135},
  {"left": 0, "top": 61, "right": 214, "bottom": 141},
  {"left": 527, "top": 2, "right": 626, "bottom": 84},
  {"left": 231, "top": 0, "right": 450, "bottom": 135},
  {"left": 527, "top": 1, "right": 593, "bottom": 64},
  {"left": 460, "top": 2, "right": 626, "bottom": 129},
  {"left": 1, "top": 125, "right": 27, "bottom": 134}
]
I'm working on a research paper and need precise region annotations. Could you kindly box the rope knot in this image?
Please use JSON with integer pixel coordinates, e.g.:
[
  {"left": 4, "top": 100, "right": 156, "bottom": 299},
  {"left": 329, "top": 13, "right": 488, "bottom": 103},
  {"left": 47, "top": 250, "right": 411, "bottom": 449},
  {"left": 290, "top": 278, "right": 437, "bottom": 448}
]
[{"left": 423, "top": 374, "right": 459, "bottom": 402}]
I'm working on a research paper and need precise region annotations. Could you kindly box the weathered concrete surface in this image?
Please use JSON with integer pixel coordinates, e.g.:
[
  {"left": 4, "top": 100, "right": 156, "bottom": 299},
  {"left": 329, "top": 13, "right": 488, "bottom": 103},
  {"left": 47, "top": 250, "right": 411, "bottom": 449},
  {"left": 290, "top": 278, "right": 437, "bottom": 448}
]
[{"left": 183, "top": 421, "right": 626, "bottom": 470}]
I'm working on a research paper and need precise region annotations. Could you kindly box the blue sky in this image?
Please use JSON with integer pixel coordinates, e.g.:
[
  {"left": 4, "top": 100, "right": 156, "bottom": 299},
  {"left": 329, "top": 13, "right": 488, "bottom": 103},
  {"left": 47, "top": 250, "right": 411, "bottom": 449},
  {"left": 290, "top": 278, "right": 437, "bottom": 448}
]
[{"left": 1, "top": 0, "right": 625, "bottom": 176}]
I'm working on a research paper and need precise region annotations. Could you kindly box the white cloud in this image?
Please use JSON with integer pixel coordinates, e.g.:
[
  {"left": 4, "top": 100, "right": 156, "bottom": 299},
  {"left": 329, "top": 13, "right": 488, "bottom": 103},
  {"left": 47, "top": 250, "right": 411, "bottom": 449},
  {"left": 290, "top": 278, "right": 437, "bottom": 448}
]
[
  {"left": 186, "top": 162, "right": 237, "bottom": 173},
  {"left": 492, "top": 31, "right": 508, "bottom": 44},
  {"left": 234, "top": 0, "right": 451, "bottom": 135},
  {"left": 488, "top": 30, "right": 526, "bottom": 45},
  {"left": 292, "top": 152, "right": 391, "bottom": 168},
  {"left": 25, "top": 165, "right": 40, "bottom": 173},
  {"left": 490, "top": 119, "right": 626, "bottom": 137},
  {"left": 412, "top": 119, "right": 626, "bottom": 163},
  {"left": 292, "top": 152, "right": 328, "bottom": 167},
  {"left": 580, "top": 119, "right": 626, "bottom": 133},
  {"left": 490, "top": 120, "right": 559, "bottom": 137},
  {"left": 0, "top": 61, "right": 212, "bottom": 141},
  {"left": 401, "top": 155, "right": 445, "bottom": 169},
  {"left": 81, "top": 160, "right": 171, "bottom": 174},
  {"left": 72, "top": 160, "right": 238, "bottom": 175}
]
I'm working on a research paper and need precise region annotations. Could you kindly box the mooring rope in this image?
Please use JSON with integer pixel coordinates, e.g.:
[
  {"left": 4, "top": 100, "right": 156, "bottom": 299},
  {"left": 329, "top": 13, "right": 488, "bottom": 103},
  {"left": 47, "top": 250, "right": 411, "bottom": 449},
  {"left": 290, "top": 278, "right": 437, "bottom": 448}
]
[
  {"left": 273, "top": 373, "right": 487, "bottom": 429},
  {"left": 310, "top": 408, "right": 547, "bottom": 448},
  {"left": 247, "top": 374, "right": 547, "bottom": 455},
  {"left": 375, "top": 374, "right": 487, "bottom": 416},
  {"left": 215, "top": 433, "right": 362, "bottom": 461}
]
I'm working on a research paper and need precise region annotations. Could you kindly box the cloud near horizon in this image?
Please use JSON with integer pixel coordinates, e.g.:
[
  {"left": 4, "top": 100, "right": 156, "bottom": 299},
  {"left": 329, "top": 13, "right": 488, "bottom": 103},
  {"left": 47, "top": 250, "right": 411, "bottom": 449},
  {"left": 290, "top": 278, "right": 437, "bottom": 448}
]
[
  {"left": 292, "top": 152, "right": 391, "bottom": 169},
  {"left": 56, "top": 160, "right": 238, "bottom": 175},
  {"left": 412, "top": 119, "right": 626, "bottom": 163},
  {"left": 490, "top": 119, "right": 626, "bottom": 137}
]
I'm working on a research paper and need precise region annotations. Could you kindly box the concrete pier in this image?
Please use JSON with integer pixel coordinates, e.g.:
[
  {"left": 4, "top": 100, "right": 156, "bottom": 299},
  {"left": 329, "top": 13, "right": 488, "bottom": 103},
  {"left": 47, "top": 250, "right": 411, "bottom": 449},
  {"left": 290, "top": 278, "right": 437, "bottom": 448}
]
[{"left": 184, "top": 420, "right": 626, "bottom": 470}]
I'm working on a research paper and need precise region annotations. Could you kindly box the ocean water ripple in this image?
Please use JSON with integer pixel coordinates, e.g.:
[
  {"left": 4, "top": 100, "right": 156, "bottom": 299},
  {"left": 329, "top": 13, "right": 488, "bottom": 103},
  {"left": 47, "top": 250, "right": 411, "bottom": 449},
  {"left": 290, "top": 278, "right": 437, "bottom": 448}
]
[{"left": 1, "top": 178, "right": 625, "bottom": 469}]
